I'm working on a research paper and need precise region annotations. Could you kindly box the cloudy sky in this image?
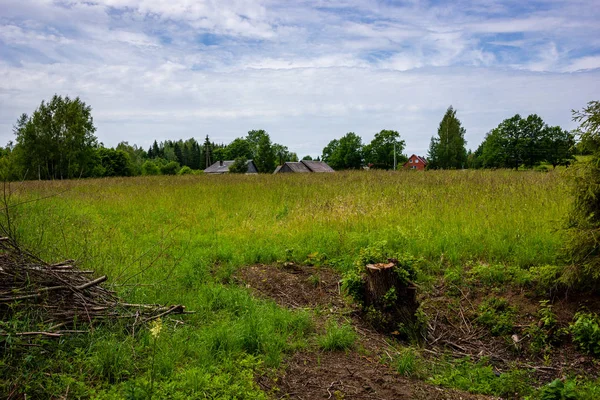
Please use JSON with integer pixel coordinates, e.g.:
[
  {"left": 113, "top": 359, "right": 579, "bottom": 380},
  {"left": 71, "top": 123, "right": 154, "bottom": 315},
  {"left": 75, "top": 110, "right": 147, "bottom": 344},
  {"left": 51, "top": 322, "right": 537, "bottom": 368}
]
[{"left": 1, "top": 0, "right": 599, "bottom": 157}]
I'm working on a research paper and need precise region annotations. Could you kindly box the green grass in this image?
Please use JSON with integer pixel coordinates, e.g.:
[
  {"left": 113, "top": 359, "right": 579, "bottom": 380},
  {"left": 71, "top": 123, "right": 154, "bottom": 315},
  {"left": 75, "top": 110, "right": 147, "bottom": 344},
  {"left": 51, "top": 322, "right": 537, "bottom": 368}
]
[
  {"left": 317, "top": 322, "right": 357, "bottom": 351},
  {"left": 0, "top": 169, "right": 572, "bottom": 397}
]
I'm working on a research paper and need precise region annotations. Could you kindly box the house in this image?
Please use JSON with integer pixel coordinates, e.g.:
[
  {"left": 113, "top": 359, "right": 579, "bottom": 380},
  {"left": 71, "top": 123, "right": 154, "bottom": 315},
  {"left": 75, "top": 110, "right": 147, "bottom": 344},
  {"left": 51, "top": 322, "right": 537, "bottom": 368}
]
[
  {"left": 274, "top": 160, "right": 335, "bottom": 173},
  {"left": 403, "top": 154, "right": 427, "bottom": 171},
  {"left": 204, "top": 160, "right": 258, "bottom": 174}
]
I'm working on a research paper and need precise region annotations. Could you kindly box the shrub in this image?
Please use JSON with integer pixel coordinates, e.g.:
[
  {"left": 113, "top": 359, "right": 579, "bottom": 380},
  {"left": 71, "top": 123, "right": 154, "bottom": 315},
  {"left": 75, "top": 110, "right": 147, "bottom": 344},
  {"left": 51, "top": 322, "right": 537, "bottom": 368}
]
[
  {"left": 141, "top": 160, "right": 159, "bottom": 175},
  {"left": 160, "top": 161, "right": 180, "bottom": 175},
  {"left": 526, "top": 300, "right": 564, "bottom": 355},
  {"left": 571, "top": 312, "right": 600, "bottom": 356},
  {"left": 178, "top": 166, "right": 193, "bottom": 175}
]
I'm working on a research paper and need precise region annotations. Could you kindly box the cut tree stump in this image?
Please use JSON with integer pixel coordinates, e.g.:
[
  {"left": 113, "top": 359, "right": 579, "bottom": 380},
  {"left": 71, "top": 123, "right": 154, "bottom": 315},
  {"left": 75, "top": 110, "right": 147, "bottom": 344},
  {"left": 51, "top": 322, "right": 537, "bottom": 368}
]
[{"left": 363, "top": 261, "right": 419, "bottom": 336}]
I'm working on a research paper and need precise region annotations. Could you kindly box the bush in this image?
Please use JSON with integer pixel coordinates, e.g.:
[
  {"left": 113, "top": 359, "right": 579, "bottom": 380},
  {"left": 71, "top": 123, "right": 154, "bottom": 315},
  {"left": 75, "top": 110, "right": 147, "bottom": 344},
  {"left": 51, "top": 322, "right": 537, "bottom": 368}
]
[
  {"left": 160, "top": 161, "right": 180, "bottom": 175},
  {"left": 178, "top": 166, "right": 193, "bottom": 175},
  {"left": 564, "top": 101, "right": 600, "bottom": 288},
  {"left": 571, "top": 312, "right": 600, "bottom": 356},
  {"left": 141, "top": 160, "right": 159, "bottom": 175}
]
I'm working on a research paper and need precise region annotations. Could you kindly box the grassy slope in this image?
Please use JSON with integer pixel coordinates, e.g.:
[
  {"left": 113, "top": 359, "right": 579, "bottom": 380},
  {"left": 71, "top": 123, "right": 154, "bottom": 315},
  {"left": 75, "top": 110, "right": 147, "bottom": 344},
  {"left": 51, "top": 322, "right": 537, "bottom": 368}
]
[{"left": 3, "top": 170, "right": 570, "bottom": 398}]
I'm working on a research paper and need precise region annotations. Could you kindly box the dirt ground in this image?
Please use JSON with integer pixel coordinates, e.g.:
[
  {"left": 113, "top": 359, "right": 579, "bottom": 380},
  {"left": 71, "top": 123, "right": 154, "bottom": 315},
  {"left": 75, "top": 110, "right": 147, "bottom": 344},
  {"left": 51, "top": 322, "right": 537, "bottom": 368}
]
[{"left": 236, "top": 264, "right": 495, "bottom": 400}]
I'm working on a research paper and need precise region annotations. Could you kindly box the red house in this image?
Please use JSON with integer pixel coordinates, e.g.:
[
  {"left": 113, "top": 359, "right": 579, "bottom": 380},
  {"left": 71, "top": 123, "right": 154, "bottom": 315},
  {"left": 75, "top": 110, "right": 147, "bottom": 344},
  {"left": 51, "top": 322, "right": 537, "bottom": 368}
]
[{"left": 403, "top": 154, "right": 427, "bottom": 170}]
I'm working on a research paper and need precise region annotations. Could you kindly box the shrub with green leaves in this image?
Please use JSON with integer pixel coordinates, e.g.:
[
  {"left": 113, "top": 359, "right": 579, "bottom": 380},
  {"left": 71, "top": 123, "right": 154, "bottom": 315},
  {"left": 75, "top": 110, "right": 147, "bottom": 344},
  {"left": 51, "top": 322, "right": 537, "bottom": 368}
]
[
  {"left": 571, "top": 312, "right": 600, "bottom": 356},
  {"left": 527, "top": 300, "right": 564, "bottom": 355}
]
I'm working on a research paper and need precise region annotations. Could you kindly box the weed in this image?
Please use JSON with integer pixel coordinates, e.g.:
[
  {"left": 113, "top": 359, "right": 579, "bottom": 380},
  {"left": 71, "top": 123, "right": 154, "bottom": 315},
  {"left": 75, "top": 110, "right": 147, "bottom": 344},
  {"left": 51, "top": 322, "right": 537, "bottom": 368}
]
[
  {"left": 526, "top": 300, "right": 565, "bottom": 356},
  {"left": 571, "top": 312, "right": 600, "bottom": 356},
  {"left": 476, "top": 297, "right": 517, "bottom": 336},
  {"left": 395, "top": 347, "right": 422, "bottom": 377},
  {"left": 317, "top": 322, "right": 357, "bottom": 351},
  {"left": 430, "top": 357, "right": 532, "bottom": 398}
]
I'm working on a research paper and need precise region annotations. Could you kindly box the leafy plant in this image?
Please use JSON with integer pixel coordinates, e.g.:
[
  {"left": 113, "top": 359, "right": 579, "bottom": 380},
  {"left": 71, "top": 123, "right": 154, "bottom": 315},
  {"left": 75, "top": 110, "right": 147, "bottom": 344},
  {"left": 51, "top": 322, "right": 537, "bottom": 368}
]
[
  {"left": 476, "top": 297, "right": 517, "bottom": 336},
  {"left": 527, "top": 300, "right": 564, "bottom": 355},
  {"left": 571, "top": 312, "right": 600, "bottom": 356}
]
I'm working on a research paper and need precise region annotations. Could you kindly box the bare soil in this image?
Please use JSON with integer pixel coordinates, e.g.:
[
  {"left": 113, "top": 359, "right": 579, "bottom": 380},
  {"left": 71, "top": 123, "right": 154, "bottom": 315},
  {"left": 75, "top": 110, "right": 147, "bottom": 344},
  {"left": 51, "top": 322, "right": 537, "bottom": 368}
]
[{"left": 237, "top": 264, "right": 495, "bottom": 400}]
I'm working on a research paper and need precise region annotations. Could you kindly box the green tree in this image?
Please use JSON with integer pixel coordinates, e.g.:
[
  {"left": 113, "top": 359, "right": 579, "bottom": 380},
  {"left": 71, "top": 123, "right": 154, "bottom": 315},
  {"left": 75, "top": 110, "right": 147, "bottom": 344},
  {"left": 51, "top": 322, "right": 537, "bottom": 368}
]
[
  {"left": 246, "top": 129, "right": 268, "bottom": 159},
  {"left": 254, "top": 134, "right": 276, "bottom": 173},
  {"left": 564, "top": 101, "right": 600, "bottom": 287},
  {"left": 226, "top": 138, "right": 252, "bottom": 160},
  {"left": 428, "top": 106, "right": 467, "bottom": 169},
  {"left": 13, "top": 95, "right": 98, "bottom": 180},
  {"left": 302, "top": 155, "right": 313, "bottom": 161},
  {"left": 322, "top": 133, "right": 363, "bottom": 170},
  {"left": 363, "top": 130, "right": 406, "bottom": 169},
  {"left": 96, "top": 148, "right": 131, "bottom": 177},
  {"left": 540, "top": 126, "right": 576, "bottom": 168},
  {"left": 203, "top": 135, "right": 213, "bottom": 168},
  {"left": 228, "top": 157, "right": 248, "bottom": 173},
  {"left": 478, "top": 114, "right": 571, "bottom": 169}
]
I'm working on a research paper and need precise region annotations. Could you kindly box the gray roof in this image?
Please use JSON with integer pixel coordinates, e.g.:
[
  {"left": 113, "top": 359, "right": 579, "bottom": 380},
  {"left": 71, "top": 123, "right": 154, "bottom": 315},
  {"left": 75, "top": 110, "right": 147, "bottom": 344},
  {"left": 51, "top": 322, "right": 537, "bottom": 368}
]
[
  {"left": 274, "top": 160, "right": 335, "bottom": 173},
  {"left": 301, "top": 160, "right": 335, "bottom": 172},
  {"left": 204, "top": 160, "right": 257, "bottom": 174},
  {"left": 204, "top": 160, "right": 235, "bottom": 174},
  {"left": 286, "top": 162, "right": 312, "bottom": 172}
]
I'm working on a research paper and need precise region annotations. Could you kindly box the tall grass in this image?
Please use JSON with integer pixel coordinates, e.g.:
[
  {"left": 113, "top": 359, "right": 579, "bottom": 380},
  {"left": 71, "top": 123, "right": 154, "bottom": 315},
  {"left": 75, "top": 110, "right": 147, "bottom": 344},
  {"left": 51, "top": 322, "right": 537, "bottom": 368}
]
[
  {"left": 14, "top": 170, "right": 567, "bottom": 278},
  {"left": 2, "top": 169, "right": 569, "bottom": 397}
]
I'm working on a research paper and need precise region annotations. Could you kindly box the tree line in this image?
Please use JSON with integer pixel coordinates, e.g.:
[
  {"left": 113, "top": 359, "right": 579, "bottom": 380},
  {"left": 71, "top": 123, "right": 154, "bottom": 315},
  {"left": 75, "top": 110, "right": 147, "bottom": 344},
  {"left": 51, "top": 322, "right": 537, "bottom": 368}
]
[{"left": 0, "top": 95, "right": 582, "bottom": 180}]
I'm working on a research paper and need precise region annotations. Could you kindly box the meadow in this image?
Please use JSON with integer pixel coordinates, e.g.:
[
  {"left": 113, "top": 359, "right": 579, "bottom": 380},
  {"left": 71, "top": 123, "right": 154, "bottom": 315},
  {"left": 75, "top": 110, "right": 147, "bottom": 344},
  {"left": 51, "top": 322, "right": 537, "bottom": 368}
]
[{"left": 1, "top": 170, "right": 575, "bottom": 398}]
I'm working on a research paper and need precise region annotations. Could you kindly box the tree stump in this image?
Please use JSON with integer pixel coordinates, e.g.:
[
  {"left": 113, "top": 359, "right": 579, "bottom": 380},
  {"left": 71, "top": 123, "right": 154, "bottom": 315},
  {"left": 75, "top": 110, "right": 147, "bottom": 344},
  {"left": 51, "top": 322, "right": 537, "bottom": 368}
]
[{"left": 363, "top": 262, "right": 420, "bottom": 338}]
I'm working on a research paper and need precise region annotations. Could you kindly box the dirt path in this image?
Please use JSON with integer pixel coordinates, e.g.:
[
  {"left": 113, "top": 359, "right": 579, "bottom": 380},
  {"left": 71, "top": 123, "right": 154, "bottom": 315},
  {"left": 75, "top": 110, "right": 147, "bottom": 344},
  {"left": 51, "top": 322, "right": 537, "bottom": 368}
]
[{"left": 237, "top": 264, "right": 495, "bottom": 400}]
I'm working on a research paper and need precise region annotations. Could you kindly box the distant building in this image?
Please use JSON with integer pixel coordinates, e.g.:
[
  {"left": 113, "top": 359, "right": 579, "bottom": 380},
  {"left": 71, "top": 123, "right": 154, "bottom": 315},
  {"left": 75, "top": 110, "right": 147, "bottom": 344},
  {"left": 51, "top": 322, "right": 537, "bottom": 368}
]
[
  {"left": 403, "top": 154, "right": 427, "bottom": 171},
  {"left": 274, "top": 160, "right": 335, "bottom": 173},
  {"left": 204, "top": 160, "right": 258, "bottom": 174}
]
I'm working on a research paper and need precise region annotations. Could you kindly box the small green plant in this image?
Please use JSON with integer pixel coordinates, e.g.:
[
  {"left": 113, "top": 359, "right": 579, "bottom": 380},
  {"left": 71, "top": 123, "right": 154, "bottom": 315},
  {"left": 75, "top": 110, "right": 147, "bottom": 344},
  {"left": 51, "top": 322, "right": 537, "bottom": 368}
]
[
  {"left": 149, "top": 317, "right": 163, "bottom": 399},
  {"left": 527, "top": 300, "right": 564, "bottom": 355},
  {"left": 476, "top": 297, "right": 517, "bottom": 336},
  {"left": 430, "top": 357, "right": 532, "bottom": 398},
  {"left": 341, "top": 269, "right": 364, "bottom": 304},
  {"left": 536, "top": 378, "right": 578, "bottom": 400},
  {"left": 395, "top": 347, "right": 421, "bottom": 377},
  {"left": 318, "top": 322, "right": 357, "bottom": 351},
  {"left": 571, "top": 312, "right": 600, "bottom": 356}
]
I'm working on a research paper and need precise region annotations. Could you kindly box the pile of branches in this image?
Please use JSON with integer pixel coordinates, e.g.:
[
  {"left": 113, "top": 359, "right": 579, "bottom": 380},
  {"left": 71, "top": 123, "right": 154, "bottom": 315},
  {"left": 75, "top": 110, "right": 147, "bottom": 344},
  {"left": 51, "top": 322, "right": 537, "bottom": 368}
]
[{"left": 0, "top": 237, "right": 186, "bottom": 338}]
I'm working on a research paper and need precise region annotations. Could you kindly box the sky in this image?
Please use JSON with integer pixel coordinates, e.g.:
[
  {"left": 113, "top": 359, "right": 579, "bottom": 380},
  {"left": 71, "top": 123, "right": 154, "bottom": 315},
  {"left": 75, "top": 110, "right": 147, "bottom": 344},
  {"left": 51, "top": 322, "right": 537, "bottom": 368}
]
[{"left": 1, "top": 0, "right": 599, "bottom": 158}]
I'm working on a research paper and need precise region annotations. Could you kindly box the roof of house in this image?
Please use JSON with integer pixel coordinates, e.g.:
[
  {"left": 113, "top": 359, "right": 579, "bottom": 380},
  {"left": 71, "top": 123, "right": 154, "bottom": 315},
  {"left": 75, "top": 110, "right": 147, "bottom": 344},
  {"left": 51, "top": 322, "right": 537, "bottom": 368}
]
[
  {"left": 275, "top": 160, "right": 335, "bottom": 173},
  {"left": 286, "top": 162, "right": 312, "bottom": 172},
  {"left": 404, "top": 154, "right": 428, "bottom": 165},
  {"left": 301, "top": 160, "right": 335, "bottom": 172},
  {"left": 204, "top": 160, "right": 257, "bottom": 174}
]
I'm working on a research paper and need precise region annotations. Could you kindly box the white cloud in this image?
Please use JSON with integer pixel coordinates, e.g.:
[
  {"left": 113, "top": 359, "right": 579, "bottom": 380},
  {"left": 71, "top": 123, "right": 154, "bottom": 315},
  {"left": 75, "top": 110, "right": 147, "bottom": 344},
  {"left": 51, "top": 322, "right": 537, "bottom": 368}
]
[{"left": 0, "top": 0, "right": 599, "bottom": 157}]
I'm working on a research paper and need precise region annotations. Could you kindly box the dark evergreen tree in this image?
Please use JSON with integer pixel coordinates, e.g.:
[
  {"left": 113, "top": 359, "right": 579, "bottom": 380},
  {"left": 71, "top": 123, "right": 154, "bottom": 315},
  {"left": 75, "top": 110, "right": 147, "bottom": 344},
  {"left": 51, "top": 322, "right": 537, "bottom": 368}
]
[{"left": 428, "top": 106, "right": 467, "bottom": 169}]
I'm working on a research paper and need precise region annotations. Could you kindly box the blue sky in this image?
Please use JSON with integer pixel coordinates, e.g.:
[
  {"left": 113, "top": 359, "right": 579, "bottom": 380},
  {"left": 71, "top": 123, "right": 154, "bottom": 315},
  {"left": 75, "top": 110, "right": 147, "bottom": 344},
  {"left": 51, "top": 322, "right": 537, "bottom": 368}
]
[{"left": 1, "top": 0, "right": 599, "bottom": 157}]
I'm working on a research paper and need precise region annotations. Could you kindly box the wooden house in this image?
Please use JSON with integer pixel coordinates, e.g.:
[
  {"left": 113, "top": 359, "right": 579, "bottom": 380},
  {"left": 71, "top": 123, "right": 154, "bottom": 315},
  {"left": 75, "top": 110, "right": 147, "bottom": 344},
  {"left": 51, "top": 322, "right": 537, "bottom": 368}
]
[
  {"left": 274, "top": 160, "right": 335, "bottom": 173},
  {"left": 204, "top": 160, "right": 258, "bottom": 174}
]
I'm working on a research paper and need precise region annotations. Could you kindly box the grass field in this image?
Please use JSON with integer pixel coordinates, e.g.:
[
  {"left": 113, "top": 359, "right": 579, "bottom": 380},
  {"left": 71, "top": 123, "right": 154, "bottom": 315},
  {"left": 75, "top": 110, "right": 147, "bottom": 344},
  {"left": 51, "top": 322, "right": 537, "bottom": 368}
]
[{"left": 2, "top": 170, "right": 575, "bottom": 398}]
